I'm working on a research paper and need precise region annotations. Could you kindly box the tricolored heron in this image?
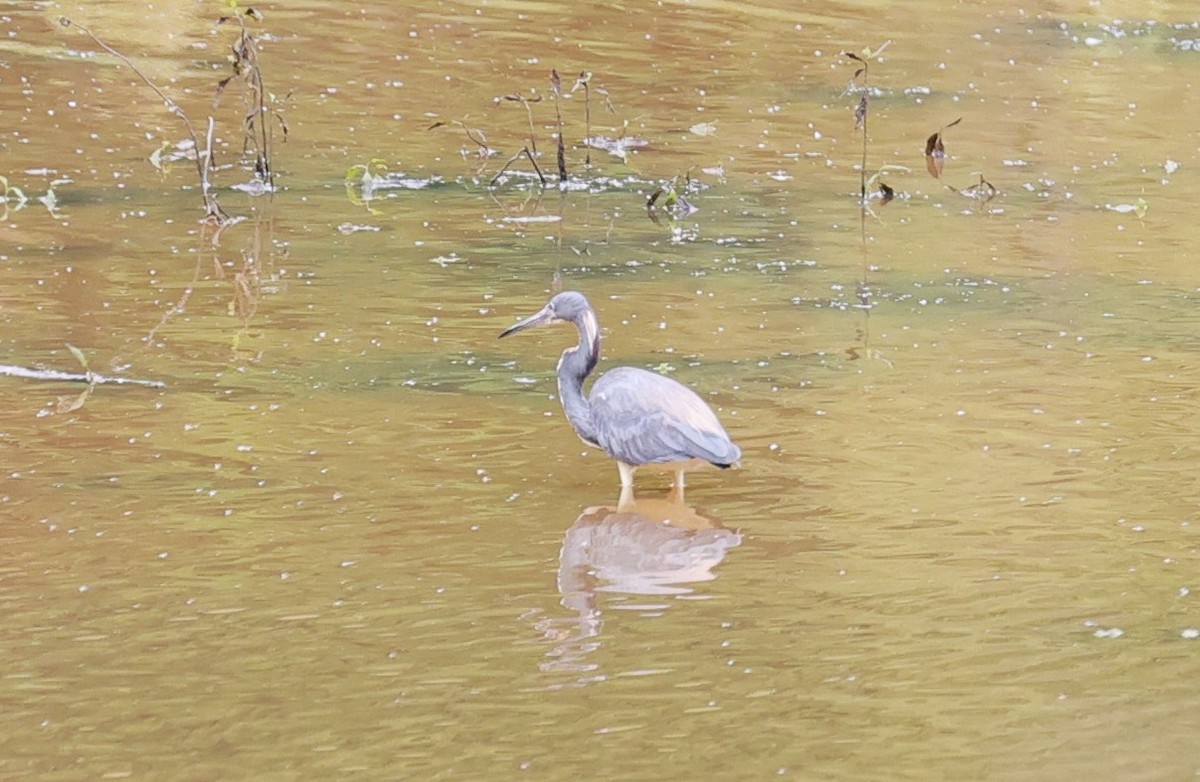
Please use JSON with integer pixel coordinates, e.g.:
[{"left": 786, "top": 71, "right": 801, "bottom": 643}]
[{"left": 499, "top": 291, "right": 741, "bottom": 505}]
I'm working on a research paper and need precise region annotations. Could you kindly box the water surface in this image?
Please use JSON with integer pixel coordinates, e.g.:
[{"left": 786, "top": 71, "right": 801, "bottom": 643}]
[{"left": 2, "top": 1, "right": 1199, "bottom": 779}]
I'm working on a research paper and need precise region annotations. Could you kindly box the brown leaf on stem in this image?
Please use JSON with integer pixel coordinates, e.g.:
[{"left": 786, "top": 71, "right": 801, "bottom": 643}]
[
  {"left": 879, "top": 182, "right": 895, "bottom": 205},
  {"left": 924, "top": 117, "right": 962, "bottom": 179},
  {"left": 550, "top": 69, "right": 562, "bottom": 96},
  {"left": 924, "top": 129, "right": 943, "bottom": 159},
  {"left": 854, "top": 93, "right": 868, "bottom": 129}
]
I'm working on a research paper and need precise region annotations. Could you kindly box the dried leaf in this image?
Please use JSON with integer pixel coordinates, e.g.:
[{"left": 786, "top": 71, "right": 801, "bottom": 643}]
[
  {"left": 879, "top": 182, "right": 895, "bottom": 205},
  {"left": 842, "top": 51, "right": 865, "bottom": 63},
  {"left": 647, "top": 188, "right": 664, "bottom": 208},
  {"left": 854, "top": 93, "right": 868, "bottom": 129},
  {"left": 925, "top": 117, "right": 962, "bottom": 157},
  {"left": 428, "top": 121, "right": 449, "bottom": 130},
  {"left": 550, "top": 69, "right": 562, "bottom": 96},
  {"left": 213, "top": 75, "right": 234, "bottom": 106},
  {"left": 924, "top": 130, "right": 943, "bottom": 159},
  {"left": 924, "top": 118, "right": 962, "bottom": 179}
]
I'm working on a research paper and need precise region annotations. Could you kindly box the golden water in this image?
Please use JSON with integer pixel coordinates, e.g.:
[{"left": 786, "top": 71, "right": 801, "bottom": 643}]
[{"left": 2, "top": 1, "right": 1199, "bottom": 779}]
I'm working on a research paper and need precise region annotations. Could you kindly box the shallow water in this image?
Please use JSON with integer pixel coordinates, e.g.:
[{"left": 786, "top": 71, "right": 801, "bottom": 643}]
[{"left": 2, "top": 1, "right": 1199, "bottom": 779}]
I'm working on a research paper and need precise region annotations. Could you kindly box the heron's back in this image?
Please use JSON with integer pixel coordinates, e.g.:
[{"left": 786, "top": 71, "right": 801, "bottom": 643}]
[{"left": 587, "top": 366, "right": 740, "bottom": 467}]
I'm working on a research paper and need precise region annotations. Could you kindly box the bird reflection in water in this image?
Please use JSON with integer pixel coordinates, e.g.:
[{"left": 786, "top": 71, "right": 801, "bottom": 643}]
[{"left": 534, "top": 493, "right": 741, "bottom": 681}]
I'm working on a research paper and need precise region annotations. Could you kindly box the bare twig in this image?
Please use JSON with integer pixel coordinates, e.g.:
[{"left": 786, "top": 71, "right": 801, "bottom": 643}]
[
  {"left": 0, "top": 364, "right": 165, "bottom": 387},
  {"left": 490, "top": 146, "right": 547, "bottom": 187},
  {"left": 502, "top": 93, "right": 542, "bottom": 155},
  {"left": 59, "top": 16, "right": 227, "bottom": 222}
]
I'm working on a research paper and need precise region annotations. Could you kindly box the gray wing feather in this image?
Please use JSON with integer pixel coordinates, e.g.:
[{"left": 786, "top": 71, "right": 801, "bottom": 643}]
[{"left": 588, "top": 367, "right": 740, "bottom": 466}]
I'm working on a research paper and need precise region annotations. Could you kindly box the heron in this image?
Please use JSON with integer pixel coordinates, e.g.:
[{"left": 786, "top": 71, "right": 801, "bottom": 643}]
[{"left": 499, "top": 291, "right": 741, "bottom": 506}]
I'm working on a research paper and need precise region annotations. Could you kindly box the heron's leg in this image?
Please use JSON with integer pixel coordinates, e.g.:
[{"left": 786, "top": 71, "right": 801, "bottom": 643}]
[
  {"left": 670, "top": 468, "right": 687, "bottom": 504},
  {"left": 617, "top": 462, "right": 637, "bottom": 510}
]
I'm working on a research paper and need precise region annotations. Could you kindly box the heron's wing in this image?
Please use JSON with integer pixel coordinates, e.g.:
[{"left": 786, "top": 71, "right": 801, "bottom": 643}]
[{"left": 589, "top": 367, "right": 741, "bottom": 466}]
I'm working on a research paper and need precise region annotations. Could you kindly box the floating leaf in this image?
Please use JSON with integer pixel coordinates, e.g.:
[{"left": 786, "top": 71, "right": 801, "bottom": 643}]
[
  {"left": 854, "top": 93, "right": 868, "bottom": 129},
  {"left": 56, "top": 388, "right": 91, "bottom": 414},
  {"left": 689, "top": 122, "right": 718, "bottom": 137}
]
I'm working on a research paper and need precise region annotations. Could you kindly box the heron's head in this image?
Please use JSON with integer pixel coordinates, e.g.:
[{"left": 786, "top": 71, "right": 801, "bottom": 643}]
[{"left": 499, "top": 291, "right": 593, "bottom": 338}]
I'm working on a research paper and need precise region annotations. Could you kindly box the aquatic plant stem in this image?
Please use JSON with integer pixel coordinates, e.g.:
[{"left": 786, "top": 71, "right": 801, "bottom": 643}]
[{"left": 59, "top": 16, "right": 227, "bottom": 223}]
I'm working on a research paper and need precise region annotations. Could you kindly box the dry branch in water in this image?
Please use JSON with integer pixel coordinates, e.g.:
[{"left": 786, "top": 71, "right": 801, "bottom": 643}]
[
  {"left": 0, "top": 365, "right": 165, "bottom": 388},
  {"left": 59, "top": 16, "right": 228, "bottom": 223}
]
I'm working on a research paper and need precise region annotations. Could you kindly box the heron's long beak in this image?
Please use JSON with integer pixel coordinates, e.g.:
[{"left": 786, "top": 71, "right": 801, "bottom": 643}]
[{"left": 499, "top": 305, "right": 556, "bottom": 338}]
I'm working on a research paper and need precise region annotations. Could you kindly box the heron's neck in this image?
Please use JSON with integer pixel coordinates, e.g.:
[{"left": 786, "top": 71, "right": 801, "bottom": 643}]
[{"left": 556, "top": 309, "right": 600, "bottom": 445}]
